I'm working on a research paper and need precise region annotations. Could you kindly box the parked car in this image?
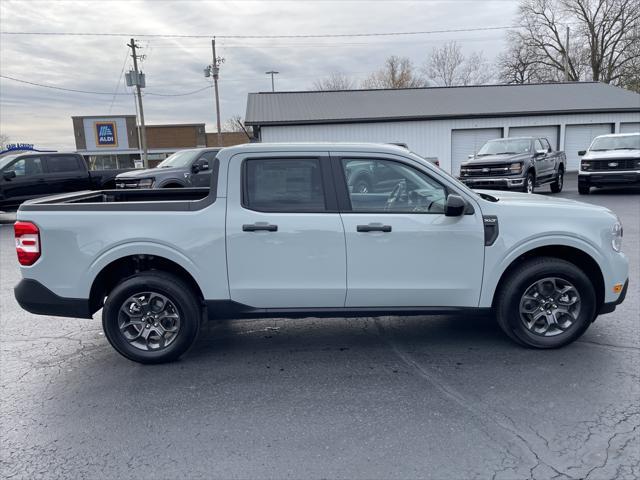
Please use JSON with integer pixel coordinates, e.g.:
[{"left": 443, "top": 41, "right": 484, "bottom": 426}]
[
  {"left": 14, "top": 143, "right": 628, "bottom": 364},
  {"left": 115, "top": 148, "right": 220, "bottom": 189},
  {"left": 458, "top": 137, "right": 566, "bottom": 194},
  {"left": 578, "top": 133, "right": 640, "bottom": 194},
  {"left": 0, "top": 152, "right": 131, "bottom": 210}
]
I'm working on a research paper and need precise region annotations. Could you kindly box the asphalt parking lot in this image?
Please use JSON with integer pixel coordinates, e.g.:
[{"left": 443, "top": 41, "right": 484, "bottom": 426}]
[{"left": 1, "top": 173, "right": 638, "bottom": 480}]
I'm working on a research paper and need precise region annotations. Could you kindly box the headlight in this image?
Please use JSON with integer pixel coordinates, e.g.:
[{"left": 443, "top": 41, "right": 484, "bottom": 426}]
[
  {"left": 581, "top": 161, "right": 591, "bottom": 171},
  {"left": 509, "top": 162, "right": 523, "bottom": 174},
  {"left": 611, "top": 221, "right": 623, "bottom": 252},
  {"left": 138, "top": 178, "right": 155, "bottom": 188}
]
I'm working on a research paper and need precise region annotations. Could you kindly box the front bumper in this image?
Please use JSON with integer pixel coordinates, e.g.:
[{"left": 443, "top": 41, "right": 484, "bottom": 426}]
[
  {"left": 459, "top": 176, "right": 525, "bottom": 190},
  {"left": 14, "top": 278, "right": 92, "bottom": 319},
  {"left": 599, "top": 279, "right": 629, "bottom": 315},
  {"left": 579, "top": 171, "right": 640, "bottom": 188}
]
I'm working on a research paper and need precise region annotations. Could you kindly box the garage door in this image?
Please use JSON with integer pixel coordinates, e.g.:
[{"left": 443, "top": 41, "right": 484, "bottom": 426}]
[
  {"left": 451, "top": 128, "right": 502, "bottom": 175},
  {"left": 564, "top": 124, "right": 613, "bottom": 171},
  {"left": 509, "top": 125, "right": 560, "bottom": 150},
  {"left": 620, "top": 122, "right": 640, "bottom": 133}
]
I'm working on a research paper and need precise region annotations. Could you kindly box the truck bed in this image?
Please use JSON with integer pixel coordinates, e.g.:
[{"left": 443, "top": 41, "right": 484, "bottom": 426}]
[{"left": 19, "top": 188, "right": 211, "bottom": 211}]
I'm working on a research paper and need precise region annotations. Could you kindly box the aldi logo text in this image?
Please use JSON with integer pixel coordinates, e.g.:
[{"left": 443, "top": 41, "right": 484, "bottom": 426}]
[{"left": 94, "top": 121, "right": 118, "bottom": 147}]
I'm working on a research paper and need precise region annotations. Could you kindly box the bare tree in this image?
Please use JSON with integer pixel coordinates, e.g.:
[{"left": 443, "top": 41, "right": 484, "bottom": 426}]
[
  {"left": 362, "top": 56, "right": 426, "bottom": 89},
  {"left": 0, "top": 133, "right": 10, "bottom": 150},
  {"left": 424, "top": 41, "right": 492, "bottom": 86},
  {"left": 501, "top": 0, "right": 640, "bottom": 90},
  {"left": 313, "top": 72, "right": 355, "bottom": 91},
  {"left": 222, "top": 115, "right": 250, "bottom": 133}
]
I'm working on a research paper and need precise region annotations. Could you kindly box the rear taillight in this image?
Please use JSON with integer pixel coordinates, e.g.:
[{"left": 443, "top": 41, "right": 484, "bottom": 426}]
[{"left": 14, "top": 221, "right": 41, "bottom": 266}]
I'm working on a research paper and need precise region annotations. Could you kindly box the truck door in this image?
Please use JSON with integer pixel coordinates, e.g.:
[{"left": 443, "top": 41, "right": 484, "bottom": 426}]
[
  {"left": 332, "top": 153, "right": 485, "bottom": 307},
  {"left": 226, "top": 152, "right": 347, "bottom": 308},
  {"left": 533, "top": 139, "right": 553, "bottom": 182},
  {"left": 0, "top": 155, "right": 48, "bottom": 206},
  {"left": 43, "top": 154, "right": 89, "bottom": 194},
  {"left": 190, "top": 150, "right": 218, "bottom": 188}
]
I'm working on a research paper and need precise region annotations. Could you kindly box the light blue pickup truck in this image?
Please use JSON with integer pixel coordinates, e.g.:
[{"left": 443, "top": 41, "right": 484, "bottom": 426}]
[{"left": 14, "top": 143, "right": 628, "bottom": 363}]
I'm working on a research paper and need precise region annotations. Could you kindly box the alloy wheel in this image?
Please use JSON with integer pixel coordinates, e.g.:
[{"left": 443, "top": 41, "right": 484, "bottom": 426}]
[
  {"left": 118, "top": 292, "right": 181, "bottom": 351},
  {"left": 519, "top": 277, "right": 581, "bottom": 337}
]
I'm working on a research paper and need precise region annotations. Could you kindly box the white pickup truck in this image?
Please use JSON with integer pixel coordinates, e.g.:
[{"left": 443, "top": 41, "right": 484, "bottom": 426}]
[{"left": 14, "top": 143, "right": 628, "bottom": 364}]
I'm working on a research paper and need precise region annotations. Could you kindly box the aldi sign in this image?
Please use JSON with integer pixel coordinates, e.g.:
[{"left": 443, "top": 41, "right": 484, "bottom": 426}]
[{"left": 94, "top": 121, "right": 118, "bottom": 147}]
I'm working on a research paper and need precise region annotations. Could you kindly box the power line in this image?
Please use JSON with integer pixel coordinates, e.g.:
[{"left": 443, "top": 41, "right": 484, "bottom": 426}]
[
  {"left": 108, "top": 49, "right": 130, "bottom": 113},
  {"left": 0, "top": 25, "right": 519, "bottom": 39},
  {"left": 0, "top": 74, "right": 212, "bottom": 96}
]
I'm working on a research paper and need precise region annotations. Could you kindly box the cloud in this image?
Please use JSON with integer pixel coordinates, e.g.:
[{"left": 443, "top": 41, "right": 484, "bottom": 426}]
[{"left": 0, "top": 0, "right": 518, "bottom": 150}]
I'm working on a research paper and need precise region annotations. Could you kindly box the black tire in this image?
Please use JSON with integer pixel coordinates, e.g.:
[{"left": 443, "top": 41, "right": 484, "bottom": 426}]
[
  {"left": 578, "top": 184, "right": 590, "bottom": 195},
  {"left": 353, "top": 177, "right": 372, "bottom": 194},
  {"left": 102, "top": 271, "right": 201, "bottom": 364},
  {"left": 522, "top": 171, "right": 535, "bottom": 194},
  {"left": 495, "top": 257, "right": 596, "bottom": 349},
  {"left": 550, "top": 168, "right": 564, "bottom": 193}
]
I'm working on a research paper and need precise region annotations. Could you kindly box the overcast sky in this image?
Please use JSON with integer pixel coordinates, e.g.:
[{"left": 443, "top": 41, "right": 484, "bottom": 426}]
[{"left": 0, "top": 0, "right": 520, "bottom": 150}]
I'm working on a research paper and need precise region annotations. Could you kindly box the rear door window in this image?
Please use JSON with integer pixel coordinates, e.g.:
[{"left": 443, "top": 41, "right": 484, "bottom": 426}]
[
  {"left": 243, "top": 158, "right": 326, "bottom": 212},
  {"left": 46, "top": 155, "right": 82, "bottom": 173}
]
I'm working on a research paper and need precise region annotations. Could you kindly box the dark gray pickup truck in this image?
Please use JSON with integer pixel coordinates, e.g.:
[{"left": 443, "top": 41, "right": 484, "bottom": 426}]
[
  {"left": 115, "top": 148, "right": 220, "bottom": 189},
  {"left": 458, "top": 137, "right": 566, "bottom": 194}
]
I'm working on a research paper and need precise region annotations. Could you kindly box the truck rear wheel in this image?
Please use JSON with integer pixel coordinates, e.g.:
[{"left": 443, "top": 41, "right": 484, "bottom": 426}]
[
  {"left": 495, "top": 257, "right": 596, "bottom": 348},
  {"left": 550, "top": 168, "right": 564, "bottom": 193},
  {"left": 102, "top": 271, "right": 201, "bottom": 364}
]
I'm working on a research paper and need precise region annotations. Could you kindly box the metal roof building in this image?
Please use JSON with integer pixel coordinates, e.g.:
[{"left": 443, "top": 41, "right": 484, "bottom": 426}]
[{"left": 245, "top": 82, "right": 640, "bottom": 173}]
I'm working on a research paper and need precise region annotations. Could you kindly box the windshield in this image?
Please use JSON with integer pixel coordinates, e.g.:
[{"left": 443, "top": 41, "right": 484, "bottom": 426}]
[
  {"left": 156, "top": 150, "right": 201, "bottom": 168},
  {"left": 477, "top": 139, "right": 531, "bottom": 156},
  {"left": 590, "top": 134, "right": 640, "bottom": 151},
  {"left": 0, "top": 154, "right": 22, "bottom": 171}
]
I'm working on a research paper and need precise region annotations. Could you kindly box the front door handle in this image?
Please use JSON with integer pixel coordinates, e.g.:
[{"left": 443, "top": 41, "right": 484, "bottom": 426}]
[
  {"left": 357, "top": 223, "right": 392, "bottom": 233},
  {"left": 243, "top": 223, "right": 278, "bottom": 232}
]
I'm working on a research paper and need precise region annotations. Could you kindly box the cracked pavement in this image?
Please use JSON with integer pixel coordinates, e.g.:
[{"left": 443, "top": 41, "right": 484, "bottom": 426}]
[{"left": 1, "top": 175, "right": 638, "bottom": 479}]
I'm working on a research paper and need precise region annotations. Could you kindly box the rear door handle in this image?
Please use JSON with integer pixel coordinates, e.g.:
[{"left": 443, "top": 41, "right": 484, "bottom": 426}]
[
  {"left": 243, "top": 223, "right": 278, "bottom": 232},
  {"left": 357, "top": 223, "right": 392, "bottom": 233}
]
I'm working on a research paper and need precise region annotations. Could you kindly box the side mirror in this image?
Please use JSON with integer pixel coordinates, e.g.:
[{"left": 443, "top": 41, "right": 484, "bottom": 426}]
[
  {"left": 578, "top": 150, "right": 586, "bottom": 156},
  {"left": 467, "top": 154, "right": 474, "bottom": 159},
  {"left": 445, "top": 194, "right": 466, "bottom": 217},
  {"left": 2, "top": 170, "right": 16, "bottom": 180},
  {"left": 534, "top": 149, "right": 546, "bottom": 157}
]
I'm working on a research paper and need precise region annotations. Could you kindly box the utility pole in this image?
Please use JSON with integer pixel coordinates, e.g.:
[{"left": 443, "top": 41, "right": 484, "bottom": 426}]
[
  {"left": 564, "top": 26, "right": 570, "bottom": 82},
  {"left": 266, "top": 70, "right": 279, "bottom": 92},
  {"left": 211, "top": 38, "right": 223, "bottom": 147},
  {"left": 127, "top": 38, "right": 148, "bottom": 168}
]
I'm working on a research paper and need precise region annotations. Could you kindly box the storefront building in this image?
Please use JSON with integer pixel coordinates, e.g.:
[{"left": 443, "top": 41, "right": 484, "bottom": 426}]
[{"left": 72, "top": 115, "right": 249, "bottom": 168}]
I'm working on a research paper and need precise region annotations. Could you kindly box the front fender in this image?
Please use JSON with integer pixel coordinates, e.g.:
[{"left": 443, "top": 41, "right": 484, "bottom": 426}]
[{"left": 479, "top": 234, "right": 608, "bottom": 307}]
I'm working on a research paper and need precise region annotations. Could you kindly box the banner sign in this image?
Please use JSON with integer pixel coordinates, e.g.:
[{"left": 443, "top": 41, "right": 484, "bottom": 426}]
[{"left": 94, "top": 121, "right": 118, "bottom": 147}]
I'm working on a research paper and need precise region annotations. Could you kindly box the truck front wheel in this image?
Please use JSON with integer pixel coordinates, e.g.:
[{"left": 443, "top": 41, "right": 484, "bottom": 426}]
[
  {"left": 522, "top": 172, "right": 535, "bottom": 194},
  {"left": 102, "top": 272, "right": 201, "bottom": 364},
  {"left": 495, "top": 257, "right": 596, "bottom": 348}
]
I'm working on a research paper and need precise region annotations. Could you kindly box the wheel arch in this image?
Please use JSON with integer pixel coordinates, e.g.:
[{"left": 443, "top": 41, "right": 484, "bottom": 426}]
[
  {"left": 158, "top": 178, "right": 186, "bottom": 188},
  {"left": 89, "top": 254, "right": 204, "bottom": 315},
  {"left": 490, "top": 244, "right": 605, "bottom": 311}
]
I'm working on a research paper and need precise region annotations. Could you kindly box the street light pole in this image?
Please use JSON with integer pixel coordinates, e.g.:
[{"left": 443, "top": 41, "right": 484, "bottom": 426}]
[
  {"left": 211, "top": 38, "right": 223, "bottom": 147},
  {"left": 265, "top": 70, "right": 279, "bottom": 92}
]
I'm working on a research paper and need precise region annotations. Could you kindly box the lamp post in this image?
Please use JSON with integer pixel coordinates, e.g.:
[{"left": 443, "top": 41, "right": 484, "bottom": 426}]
[{"left": 265, "top": 70, "right": 279, "bottom": 92}]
